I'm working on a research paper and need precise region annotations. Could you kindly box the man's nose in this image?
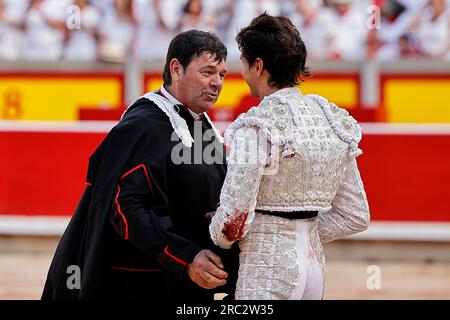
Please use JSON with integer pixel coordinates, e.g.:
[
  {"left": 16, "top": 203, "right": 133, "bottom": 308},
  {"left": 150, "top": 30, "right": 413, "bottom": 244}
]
[{"left": 210, "top": 74, "right": 222, "bottom": 88}]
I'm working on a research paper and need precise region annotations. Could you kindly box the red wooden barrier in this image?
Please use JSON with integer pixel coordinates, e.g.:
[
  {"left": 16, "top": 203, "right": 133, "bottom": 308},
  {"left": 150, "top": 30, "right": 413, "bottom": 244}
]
[{"left": 1, "top": 124, "right": 449, "bottom": 222}]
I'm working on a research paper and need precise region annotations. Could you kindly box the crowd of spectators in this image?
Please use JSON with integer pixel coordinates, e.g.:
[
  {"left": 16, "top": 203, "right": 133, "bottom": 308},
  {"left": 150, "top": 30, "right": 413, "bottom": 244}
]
[{"left": 0, "top": 0, "right": 448, "bottom": 62}]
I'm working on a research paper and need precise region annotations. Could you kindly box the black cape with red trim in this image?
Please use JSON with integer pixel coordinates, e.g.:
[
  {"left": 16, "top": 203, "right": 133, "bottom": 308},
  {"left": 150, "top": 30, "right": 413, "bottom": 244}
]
[{"left": 41, "top": 98, "right": 239, "bottom": 300}]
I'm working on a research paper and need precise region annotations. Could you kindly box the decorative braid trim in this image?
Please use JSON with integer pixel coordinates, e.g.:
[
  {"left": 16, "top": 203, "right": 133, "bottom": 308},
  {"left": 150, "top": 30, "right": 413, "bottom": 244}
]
[
  {"left": 225, "top": 117, "right": 297, "bottom": 148},
  {"left": 306, "top": 94, "right": 363, "bottom": 157}
]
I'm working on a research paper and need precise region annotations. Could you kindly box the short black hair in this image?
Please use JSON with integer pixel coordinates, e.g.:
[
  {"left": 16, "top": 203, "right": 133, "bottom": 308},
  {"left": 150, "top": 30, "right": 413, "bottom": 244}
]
[
  {"left": 236, "top": 13, "right": 311, "bottom": 88},
  {"left": 163, "top": 30, "right": 227, "bottom": 85}
]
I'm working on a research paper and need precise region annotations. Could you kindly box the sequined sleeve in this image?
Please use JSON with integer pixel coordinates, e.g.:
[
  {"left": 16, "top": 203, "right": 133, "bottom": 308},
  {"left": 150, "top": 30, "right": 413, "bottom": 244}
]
[
  {"left": 318, "top": 158, "right": 370, "bottom": 243},
  {"left": 209, "top": 126, "right": 269, "bottom": 249}
]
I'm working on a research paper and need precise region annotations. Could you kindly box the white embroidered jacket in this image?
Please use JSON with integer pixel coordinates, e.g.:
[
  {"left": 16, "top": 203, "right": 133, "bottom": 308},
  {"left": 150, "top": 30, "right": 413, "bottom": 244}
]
[{"left": 209, "top": 87, "right": 370, "bottom": 249}]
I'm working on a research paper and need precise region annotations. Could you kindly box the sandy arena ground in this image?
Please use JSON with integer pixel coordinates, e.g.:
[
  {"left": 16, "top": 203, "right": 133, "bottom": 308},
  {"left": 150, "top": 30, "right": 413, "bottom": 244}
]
[{"left": 1, "top": 251, "right": 450, "bottom": 300}]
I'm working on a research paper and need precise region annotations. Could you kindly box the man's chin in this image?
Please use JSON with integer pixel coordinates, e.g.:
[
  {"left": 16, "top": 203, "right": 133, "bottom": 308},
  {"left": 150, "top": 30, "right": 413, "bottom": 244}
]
[{"left": 200, "top": 102, "right": 216, "bottom": 112}]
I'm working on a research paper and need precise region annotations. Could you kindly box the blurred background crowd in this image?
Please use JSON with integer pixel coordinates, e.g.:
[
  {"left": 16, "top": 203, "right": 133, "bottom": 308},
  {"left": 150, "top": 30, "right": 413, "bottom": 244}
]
[{"left": 0, "top": 0, "right": 449, "bottom": 63}]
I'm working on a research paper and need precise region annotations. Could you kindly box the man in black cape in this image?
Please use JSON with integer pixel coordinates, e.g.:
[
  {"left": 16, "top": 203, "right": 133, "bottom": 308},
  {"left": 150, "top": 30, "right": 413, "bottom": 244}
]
[{"left": 42, "top": 30, "right": 239, "bottom": 300}]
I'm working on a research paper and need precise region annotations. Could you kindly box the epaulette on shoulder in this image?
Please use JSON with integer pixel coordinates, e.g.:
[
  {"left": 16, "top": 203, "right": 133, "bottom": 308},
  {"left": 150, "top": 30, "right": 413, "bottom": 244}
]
[
  {"left": 306, "top": 94, "right": 363, "bottom": 156},
  {"left": 224, "top": 95, "right": 295, "bottom": 146}
]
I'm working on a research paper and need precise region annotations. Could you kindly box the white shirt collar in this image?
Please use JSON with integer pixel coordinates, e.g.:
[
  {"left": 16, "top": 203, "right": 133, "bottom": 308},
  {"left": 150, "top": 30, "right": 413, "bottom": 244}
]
[{"left": 160, "top": 85, "right": 203, "bottom": 121}]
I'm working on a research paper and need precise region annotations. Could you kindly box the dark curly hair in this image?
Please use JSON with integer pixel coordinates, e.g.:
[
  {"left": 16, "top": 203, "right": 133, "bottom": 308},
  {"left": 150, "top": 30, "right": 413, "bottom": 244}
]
[{"left": 236, "top": 13, "right": 311, "bottom": 88}]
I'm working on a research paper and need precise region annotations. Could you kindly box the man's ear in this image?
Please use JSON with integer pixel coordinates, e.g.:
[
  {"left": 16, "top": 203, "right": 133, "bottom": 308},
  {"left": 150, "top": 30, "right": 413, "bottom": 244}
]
[
  {"left": 254, "top": 57, "right": 264, "bottom": 77},
  {"left": 170, "top": 58, "right": 183, "bottom": 82}
]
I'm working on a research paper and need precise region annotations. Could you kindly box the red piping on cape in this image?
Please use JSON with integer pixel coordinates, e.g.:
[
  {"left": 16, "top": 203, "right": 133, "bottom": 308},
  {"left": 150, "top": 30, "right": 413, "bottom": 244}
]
[
  {"left": 164, "top": 245, "right": 187, "bottom": 266},
  {"left": 114, "top": 164, "right": 155, "bottom": 240}
]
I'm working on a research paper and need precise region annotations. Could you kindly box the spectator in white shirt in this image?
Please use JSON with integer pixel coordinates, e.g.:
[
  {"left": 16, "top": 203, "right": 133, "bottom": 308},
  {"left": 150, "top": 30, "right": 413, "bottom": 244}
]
[
  {"left": 64, "top": 0, "right": 100, "bottom": 61},
  {"left": 133, "top": 0, "right": 182, "bottom": 61},
  {"left": 324, "top": 0, "right": 368, "bottom": 60},
  {"left": 409, "top": 0, "right": 450, "bottom": 58},
  {"left": 97, "top": 0, "right": 135, "bottom": 62},
  {"left": 369, "top": 0, "right": 423, "bottom": 60},
  {"left": 179, "top": 0, "right": 218, "bottom": 33},
  {"left": 0, "top": 0, "right": 28, "bottom": 60},
  {"left": 22, "top": 0, "right": 67, "bottom": 60},
  {"left": 288, "top": 0, "right": 335, "bottom": 60}
]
